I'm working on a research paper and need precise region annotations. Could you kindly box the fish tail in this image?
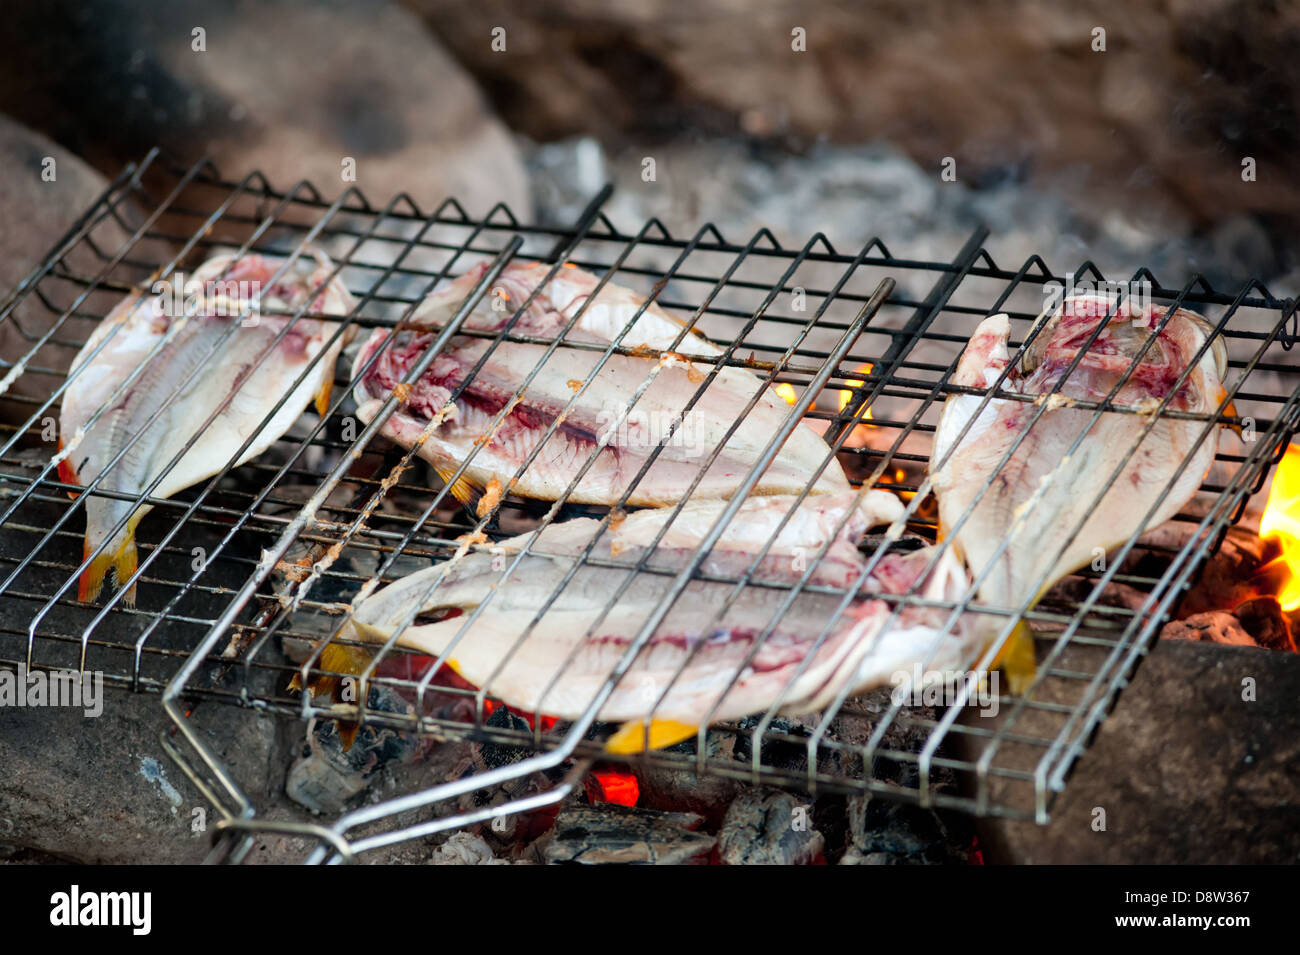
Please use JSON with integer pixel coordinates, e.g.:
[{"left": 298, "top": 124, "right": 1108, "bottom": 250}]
[
  {"left": 289, "top": 639, "right": 376, "bottom": 752},
  {"left": 313, "top": 376, "right": 334, "bottom": 417},
  {"left": 78, "top": 517, "right": 140, "bottom": 605},
  {"left": 990, "top": 619, "right": 1037, "bottom": 696},
  {"left": 1218, "top": 387, "right": 1243, "bottom": 437},
  {"left": 605, "top": 719, "right": 698, "bottom": 755},
  {"left": 288, "top": 639, "right": 374, "bottom": 697},
  {"left": 433, "top": 465, "right": 479, "bottom": 509},
  {"left": 56, "top": 439, "right": 80, "bottom": 499},
  {"left": 78, "top": 539, "right": 112, "bottom": 603}
]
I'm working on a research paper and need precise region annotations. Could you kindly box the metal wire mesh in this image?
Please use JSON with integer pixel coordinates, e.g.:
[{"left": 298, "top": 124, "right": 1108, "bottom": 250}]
[{"left": 1, "top": 152, "right": 1297, "bottom": 863}]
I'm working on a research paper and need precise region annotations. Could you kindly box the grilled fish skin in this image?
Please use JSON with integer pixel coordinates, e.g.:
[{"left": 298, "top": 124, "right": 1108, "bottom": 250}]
[
  {"left": 59, "top": 249, "right": 355, "bottom": 603},
  {"left": 344, "top": 490, "right": 983, "bottom": 736},
  {"left": 931, "top": 294, "right": 1229, "bottom": 615},
  {"left": 351, "top": 261, "right": 849, "bottom": 506}
]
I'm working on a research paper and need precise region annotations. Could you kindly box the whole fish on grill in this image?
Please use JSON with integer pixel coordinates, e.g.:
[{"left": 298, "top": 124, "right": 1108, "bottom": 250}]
[
  {"left": 930, "top": 294, "right": 1229, "bottom": 677},
  {"left": 341, "top": 490, "right": 985, "bottom": 751},
  {"left": 351, "top": 261, "right": 849, "bottom": 507},
  {"left": 59, "top": 249, "right": 355, "bottom": 603}
]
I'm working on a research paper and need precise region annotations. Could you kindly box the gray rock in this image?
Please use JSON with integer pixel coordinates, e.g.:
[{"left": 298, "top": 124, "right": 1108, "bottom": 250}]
[
  {"left": 0, "top": 115, "right": 143, "bottom": 423},
  {"left": 968, "top": 639, "right": 1300, "bottom": 863},
  {"left": 0, "top": 0, "right": 529, "bottom": 218},
  {"left": 0, "top": 688, "right": 283, "bottom": 864}
]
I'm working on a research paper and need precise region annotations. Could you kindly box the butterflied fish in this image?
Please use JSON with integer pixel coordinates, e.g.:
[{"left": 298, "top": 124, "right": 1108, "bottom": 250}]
[
  {"left": 351, "top": 261, "right": 848, "bottom": 506},
  {"left": 60, "top": 249, "right": 355, "bottom": 603},
  {"left": 343, "top": 490, "right": 984, "bottom": 747},
  {"left": 931, "top": 294, "right": 1228, "bottom": 618}
]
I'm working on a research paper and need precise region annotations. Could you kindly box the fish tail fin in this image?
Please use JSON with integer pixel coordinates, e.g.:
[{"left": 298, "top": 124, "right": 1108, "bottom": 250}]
[
  {"left": 433, "top": 465, "right": 479, "bottom": 509},
  {"left": 78, "top": 539, "right": 112, "bottom": 604},
  {"left": 605, "top": 719, "right": 698, "bottom": 755},
  {"left": 990, "top": 619, "right": 1037, "bottom": 696},
  {"left": 56, "top": 440, "right": 80, "bottom": 499},
  {"left": 78, "top": 517, "right": 140, "bottom": 605},
  {"left": 115, "top": 532, "right": 139, "bottom": 607},
  {"left": 313, "top": 376, "right": 334, "bottom": 417},
  {"left": 289, "top": 639, "right": 376, "bottom": 751},
  {"left": 1218, "top": 387, "right": 1243, "bottom": 437},
  {"left": 288, "top": 639, "right": 375, "bottom": 696}
]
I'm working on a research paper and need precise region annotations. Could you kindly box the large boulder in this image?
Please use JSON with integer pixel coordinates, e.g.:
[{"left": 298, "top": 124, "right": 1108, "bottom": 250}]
[
  {"left": 0, "top": 116, "right": 133, "bottom": 424},
  {"left": 0, "top": 0, "right": 530, "bottom": 217}
]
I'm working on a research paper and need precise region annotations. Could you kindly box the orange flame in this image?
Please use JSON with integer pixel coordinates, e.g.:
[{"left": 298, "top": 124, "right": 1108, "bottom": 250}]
[
  {"left": 1260, "top": 443, "right": 1300, "bottom": 612},
  {"left": 774, "top": 382, "right": 798, "bottom": 405},
  {"left": 839, "top": 363, "right": 874, "bottom": 421},
  {"left": 893, "top": 467, "right": 916, "bottom": 501}
]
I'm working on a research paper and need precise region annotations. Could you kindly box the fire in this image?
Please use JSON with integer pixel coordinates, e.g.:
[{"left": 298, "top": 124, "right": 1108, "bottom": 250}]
[
  {"left": 839, "top": 363, "right": 874, "bottom": 421},
  {"left": 1260, "top": 443, "right": 1300, "bottom": 611},
  {"left": 774, "top": 382, "right": 798, "bottom": 404},
  {"left": 892, "top": 466, "right": 915, "bottom": 502},
  {"left": 589, "top": 770, "right": 640, "bottom": 807}
]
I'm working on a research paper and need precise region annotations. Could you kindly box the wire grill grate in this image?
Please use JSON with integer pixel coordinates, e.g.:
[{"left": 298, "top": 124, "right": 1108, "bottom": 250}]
[{"left": 1, "top": 152, "right": 1297, "bottom": 862}]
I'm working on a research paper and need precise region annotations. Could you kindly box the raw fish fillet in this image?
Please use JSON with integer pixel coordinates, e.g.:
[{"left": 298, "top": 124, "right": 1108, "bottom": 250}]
[
  {"left": 344, "top": 490, "right": 984, "bottom": 740},
  {"left": 351, "top": 261, "right": 848, "bottom": 506},
  {"left": 931, "top": 294, "right": 1228, "bottom": 613},
  {"left": 59, "top": 249, "right": 354, "bottom": 602}
]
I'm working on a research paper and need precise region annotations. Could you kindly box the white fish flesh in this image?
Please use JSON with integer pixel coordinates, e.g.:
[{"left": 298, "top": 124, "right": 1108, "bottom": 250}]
[
  {"left": 345, "top": 490, "right": 984, "bottom": 741},
  {"left": 931, "top": 294, "right": 1228, "bottom": 613},
  {"left": 59, "top": 249, "right": 355, "bottom": 602},
  {"left": 351, "top": 261, "right": 849, "bottom": 506}
]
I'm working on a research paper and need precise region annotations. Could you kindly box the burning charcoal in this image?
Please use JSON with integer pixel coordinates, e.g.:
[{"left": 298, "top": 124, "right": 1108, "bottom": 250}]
[
  {"left": 839, "top": 794, "right": 973, "bottom": 865},
  {"left": 716, "top": 788, "right": 825, "bottom": 865},
  {"left": 1169, "top": 527, "right": 1276, "bottom": 617},
  {"left": 1233, "top": 597, "right": 1296, "bottom": 652},
  {"left": 1042, "top": 575, "right": 1151, "bottom": 613},
  {"left": 1162, "top": 599, "right": 1296, "bottom": 652},
  {"left": 632, "top": 730, "right": 742, "bottom": 822},
  {"left": 448, "top": 714, "right": 561, "bottom": 846},
  {"left": 286, "top": 736, "right": 369, "bottom": 814},
  {"left": 1162, "top": 610, "right": 1259, "bottom": 647},
  {"left": 733, "top": 716, "right": 814, "bottom": 773},
  {"left": 285, "top": 685, "right": 422, "bottom": 814},
  {"left": 544, "top": 804, "right": 714, "bottom": 865},
  {"left": 478, "top": 706, "right": 535, "bottom": 769}
]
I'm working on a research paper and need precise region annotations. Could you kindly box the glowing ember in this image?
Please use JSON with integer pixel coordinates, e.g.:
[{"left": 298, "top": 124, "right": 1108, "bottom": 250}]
[
  {"left": 590, "top": 770, "right": 640, "bottom": 806},
  {"left": 1259, "top": 443, "right": 1300, "bottom": 612},
  {"left": 774, "top": 382, "right": 798, "bottom": 405},
  {"left": 839, "top": 363, "right": 874, "bottom": 420},
  {"left": 432, "top": 662, "right": 560, "bottom": 731}
]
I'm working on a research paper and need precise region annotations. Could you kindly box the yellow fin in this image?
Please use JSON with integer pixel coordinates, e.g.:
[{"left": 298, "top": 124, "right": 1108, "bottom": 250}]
[
  {"left": 78, "top": 546, "right": 115, "bottom": 604},
  {"left": 288, "top": 640, "right": 374, "bottom": 697},
  {"left": 314, "top": 376, "right": 334, "bottom": 417},
  {"left": 434, "top": 465, "right": 479, "bottom": 508},
  {"left": 991, "top": 620, "right": 1037, "bottom": 696},
  {"left": 290, "top": 640, "right": 376, "bottom": 753},
  {"left": 79, "top": 517, "right": 140, "bottom": 605},
  {"left": 1219, "top": 387, "right": 1243, "bottom": 438},
  {"left": 605, "top": 720, "right": 698, "bottom": 755}
]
